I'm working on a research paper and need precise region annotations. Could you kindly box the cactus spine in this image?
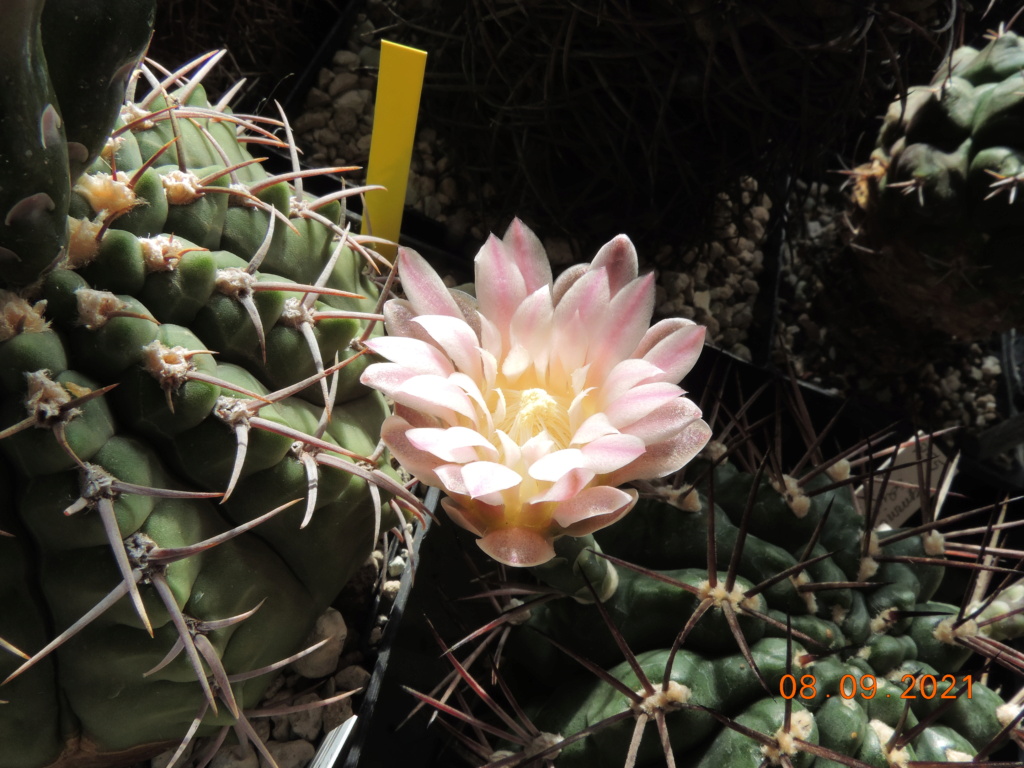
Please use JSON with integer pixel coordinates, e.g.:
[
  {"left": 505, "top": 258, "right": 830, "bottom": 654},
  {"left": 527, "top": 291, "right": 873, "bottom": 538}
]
[
  {"left": 0, "top": 3, "right": 418, "bottom": 766},
  {"left": 408, "top": 378, "right": 1024, "bottom": 767}
]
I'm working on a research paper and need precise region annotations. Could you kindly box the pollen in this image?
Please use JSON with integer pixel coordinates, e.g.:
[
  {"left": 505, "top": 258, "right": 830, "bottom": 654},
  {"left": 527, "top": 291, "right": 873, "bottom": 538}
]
[{"left": 499, "top": 387, "right": 572, "bottom": 446}]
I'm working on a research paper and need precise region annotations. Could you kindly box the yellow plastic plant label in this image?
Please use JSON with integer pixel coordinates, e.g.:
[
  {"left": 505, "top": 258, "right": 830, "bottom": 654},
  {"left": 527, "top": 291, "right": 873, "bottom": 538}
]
[{"left": 361, "top": 40, "right": 428, "bottom": 259}]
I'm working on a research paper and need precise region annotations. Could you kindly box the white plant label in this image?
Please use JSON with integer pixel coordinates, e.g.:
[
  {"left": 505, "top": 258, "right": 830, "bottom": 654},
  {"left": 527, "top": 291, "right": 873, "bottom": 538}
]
[{"left": 856, "top": 433, "right": 958, "bottom": 528}]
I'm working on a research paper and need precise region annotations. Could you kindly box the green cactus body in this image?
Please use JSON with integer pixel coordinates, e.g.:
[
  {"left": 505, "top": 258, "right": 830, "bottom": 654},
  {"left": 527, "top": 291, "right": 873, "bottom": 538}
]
[
  {"left": 855, "top": 28, "right": 1024, "bottom": 337},
  {"left": 0, "top": 7, "right": 405, "bottom": 767},
  {"left": 416, "top": 405, "right": 1024, "bottom": 767}
]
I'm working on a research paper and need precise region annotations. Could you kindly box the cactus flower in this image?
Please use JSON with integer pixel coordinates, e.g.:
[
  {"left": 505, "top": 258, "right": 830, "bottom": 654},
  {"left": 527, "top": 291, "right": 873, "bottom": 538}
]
[{"left": 361, "top": 220, "right": 711, "bottom": 566}]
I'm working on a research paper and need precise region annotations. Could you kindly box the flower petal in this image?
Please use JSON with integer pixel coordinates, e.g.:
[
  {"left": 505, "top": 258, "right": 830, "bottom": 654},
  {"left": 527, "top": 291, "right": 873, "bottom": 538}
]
[
  {"left": 363, "top": 335, "right": 454, "bottom": 377},
  {"left": 553, "top": 486, "right": 638, "bottom": 535},
  {"left": 441, "top": 497, "right": 486, "bottom": 537},
  {"left": 382, "top": 299, "right": 434, "bottom": 345},
  {"left": 520, "top": 433, "right": 555, "bottom": 467},
  {"left": 635, "top": 318, "right": 706, "bottom": 384},
  {"left": 529, "top": 467, "right": 596, "bottom": 504},
  {"left": 604, "top": 382, "right": 685, "bottom": 428},
  {"left": 474, "top": 234, "right": 527, "bottom": 341},
  {"left": 359, "top": 362, "right": 418, "bottom": 400},
  {"left": 393, "top": 374, "right": 477, "bottom": 422},
  {"left": 380, "top": 415, "right": 444, "bottom": 486},
  {"left": 406, "top": 426, "right": 498, "bottom": 462},
  {"left": 508, "top": 286, "right": 554, "bottom": 377},
  {"left": 590, "top": 235, "right": 639, "bottom": 295},
  {"left": 501, "top": 218, "right": 553, "bottom": 294},
  {"left": 600, "top": 358, "right": 665, "bottom": 403},
  {"left": 581, "top": 433, "right": 647, "bottom": 474},
  {"left": 477, "top": 527, "right": 556, "bottom": 567},
  {"left": 462, "top": 461, "right": 523, "bottom": 500},
  {"left": 605, "top": 418, "right": 712, "bottom": 486},
  {"left": 551, "top": 263, "right": 588, "bottom": 306},
  {"left": 621, "top": 396, "right": 705, "bottom": 444},
  {"left": 412, "top": 314, "right": 482, "bottom": 380},
  {"left": 528, "top": 448, "right": 586, "bottom": 482},
  {"left": 587, "top": 272, "right": 656, "bottom": 382},
  {"left": 553, "top": 264, "right": 609, "bottom": 332},
  {"left": 398, "top": 248, "right": 462, "bottom": 318},
  {"left": 434, "top": 464, "right": 468, "bottom": 496},
  {"left": 570, "top": 412, "right": 620, "bottom": 445}
]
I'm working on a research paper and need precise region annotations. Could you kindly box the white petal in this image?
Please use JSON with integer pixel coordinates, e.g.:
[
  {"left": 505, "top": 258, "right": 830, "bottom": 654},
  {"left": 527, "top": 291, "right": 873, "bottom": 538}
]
[
  {"left": 477, "top": 527, "right": 556, "bottom": 567},
  {"left": 582, "top": 433, "right": 647, "bottom": 474},
  {"left": 495, "top": 429, "right": 522, "bottom": 468},
  {"left": 462, "top": 461, "right": 522, "bottom": 500},
  {"left": 553, "top": 266, "right": 609, "bottom": 332},
  {"left": 406, "top": 426, "right": 498, "bottom": 462},
  {"left": 529, "top": 467, "right": 595, "bottom": 503},
  {"left": 600, "top": 358, "right": 665, "bottom": 403},
  {"left": 398, "top": 248, "right": 462, "bottom": 318},
  {"left": 363, "top": 336, "right": 453, "bottom": 377},
  {"left": 475, "top": 234, "right": 527, "bottom": 340},
  {"left": 509, "top": 286, "right": 554, "bottom": 376},
  {"left": 570, "top": 413, "right": 619, "bottom": 445},
  {"left": 605, "top": 418, "right": 712, "bottom": 485},
  {"left": 479, "top": 347, "right": 498, "bottom": 389},
  {"left": 552, "top": 486, "right": 636, "bottom": 532},
  {"left": 394, "top": 374, "right": 477, "bottom": 422},
  {"left": 434, "top": 464, "right": 468, "bottom": 496},
  {"left": 360, "top": 362, "right": 418, "bottom": 399},
  {"left": 635, "top": 318, "right": 706, "bottom": 384},
  {"left": 604, "top": 382, "right": 684, "bottom": 428},
  {"left": 380, "top": 415, "right": 444, "bottom": 486},
  {"left": 520, "top": 433, "right": 555, "bottom": 467},
  {"left": 479, "top": 312, "right": 504, "bottom": 360},
  {"left": 590, "top": 235, "right": 639, "bottom": 295},
  {"left": 412, "top": 314, "right": 482, "bottom": 380},
  {"left": 501, "top": 218, "right": 553, "bottom": 294},
  {"left": 501, "top": 343, "right": 531, "bottom": 382},
  {"left": 528, "top": 448, "right": 586, "bottom": 482},
  {"left": 621, "top": 397, "right": 704, "bottom": 444},
  {"left": 586, "top": 272, "right": 656, "bottom": 382}
]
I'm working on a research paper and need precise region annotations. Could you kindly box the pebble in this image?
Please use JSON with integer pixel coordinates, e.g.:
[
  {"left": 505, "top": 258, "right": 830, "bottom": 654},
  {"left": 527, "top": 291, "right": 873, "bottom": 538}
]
[
  {"left": 323, "top": 696, "right": 356, "bottom": 733},
  {"left": 211, "top": 746, "right": 258, "bottom": 768},
  {"left": 291, "top": 608, "right": 348, "bottom": 679},
  {"left": 152, "top": 742, "right": 195, "bottom": 768},
  {"left": 287, "top": 695, "right": 325, "bottom": 742},
  {"left": 381, "top": 579, "right": 402, "bottom": 603},
  {"left": 332, "top": 50, "right": 361, "bottom": 70},
  {"left": 981, "top": 356, "right": 1002, "bottom": 376},
  {"left": 335, "top": 664, "right": 372, "bottom": 692},
  {"left": 387, "top": 555, "right": 406, "bottom": 578},
  {"left": 263, "top": 740, "right": 316, "bottom": 768}
]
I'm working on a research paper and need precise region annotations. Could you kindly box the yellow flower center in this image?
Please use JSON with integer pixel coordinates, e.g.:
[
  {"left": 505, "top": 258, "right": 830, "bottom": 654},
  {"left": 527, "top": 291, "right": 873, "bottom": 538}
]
[{"left": 499, "top": 387, "right": 572, "bottom": 447}]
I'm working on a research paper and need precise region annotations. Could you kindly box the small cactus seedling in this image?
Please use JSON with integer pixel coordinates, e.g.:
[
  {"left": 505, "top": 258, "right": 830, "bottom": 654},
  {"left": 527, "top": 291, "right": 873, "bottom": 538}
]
[{"left": 0, "top": 3, "right": 425, "bottom": 766}]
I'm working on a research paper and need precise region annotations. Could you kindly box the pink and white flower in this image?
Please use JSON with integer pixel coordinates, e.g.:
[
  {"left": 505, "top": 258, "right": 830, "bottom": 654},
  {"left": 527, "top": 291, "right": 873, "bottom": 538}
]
[{"left": 360, "top": 219, "right": 711, "bottom": 567}]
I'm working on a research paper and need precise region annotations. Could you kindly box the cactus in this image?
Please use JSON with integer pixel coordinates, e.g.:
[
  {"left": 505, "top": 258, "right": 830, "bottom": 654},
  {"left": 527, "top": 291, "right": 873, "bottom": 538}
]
[
  {"left": 360, "top": 222, "right": 1024, "bottom": 766},
  {"left": 404, "top": 376, "right": 1024, "bottom": 767},
  {"left": 851, "top": 25, "right": 1024, "bottom": 339},
  {"left": 0, "top": 3, "right": 421, "bottom": 767}
]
